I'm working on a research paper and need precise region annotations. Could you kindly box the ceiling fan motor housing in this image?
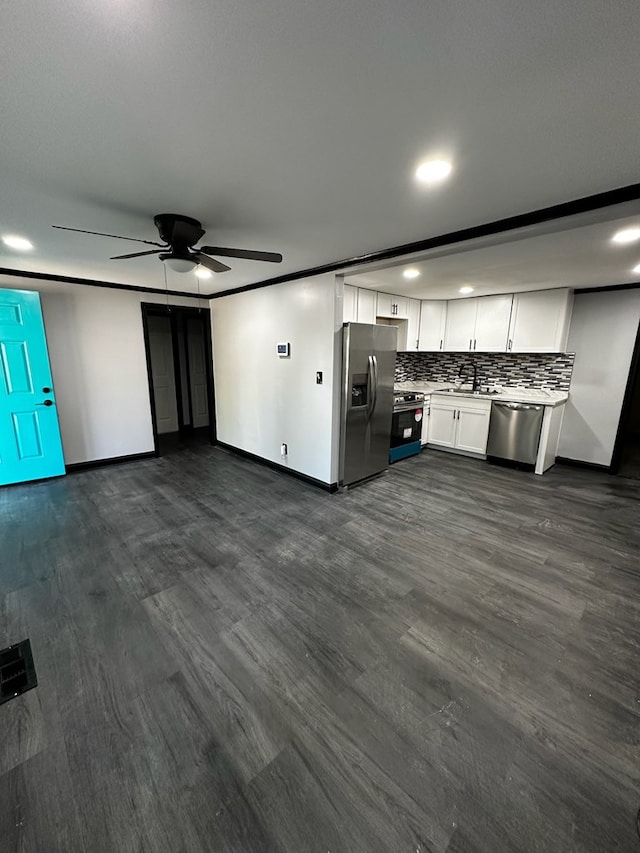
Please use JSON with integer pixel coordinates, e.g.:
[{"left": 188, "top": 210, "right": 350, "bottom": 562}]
[{"left": 153, "top": 214, "right": 205, "bottom": 248}]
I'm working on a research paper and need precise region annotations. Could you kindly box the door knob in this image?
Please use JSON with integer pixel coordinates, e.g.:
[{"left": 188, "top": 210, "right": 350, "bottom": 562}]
[
  {"left": 36, "top": 400, "right": 53, "bottom": 407},
  {"left": 42, "top": 386, "right": 51, "bottom": 393}
]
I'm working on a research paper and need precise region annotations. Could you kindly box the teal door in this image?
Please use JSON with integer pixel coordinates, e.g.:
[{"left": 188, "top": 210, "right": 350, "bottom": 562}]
[{"left": 0, "top": 289, "right": 66, "bottom": 486}]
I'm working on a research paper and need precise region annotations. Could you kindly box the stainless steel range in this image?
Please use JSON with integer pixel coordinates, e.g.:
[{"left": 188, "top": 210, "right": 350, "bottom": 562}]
[{"left": 390, "top": 389, "right": 425, "bottom": 462}]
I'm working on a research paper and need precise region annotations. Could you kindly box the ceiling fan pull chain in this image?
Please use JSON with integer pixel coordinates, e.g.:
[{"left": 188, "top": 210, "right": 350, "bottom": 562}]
[{"left": 164, "top": 261, "right": 169, "bottom": 306}]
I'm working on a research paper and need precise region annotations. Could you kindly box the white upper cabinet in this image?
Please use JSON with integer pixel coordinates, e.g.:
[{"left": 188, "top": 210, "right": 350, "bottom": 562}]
[
  {"left": 404, "top": 298, "right": 421, "bottom": 351},
  {"left": 508, "top": 288, "right": 573, "bottom": 353},
  {"left": 418, "top": 301, "right": 447, "bottom": 351},
  {"left": 357, "top": 288, "right": 377, "bottom": 324},
  {"left": 348, "top": 285, "right": 571, "bottom": 352},
  {"left": 444, "top": 295, "right": 512, "bottom": 352},
  {"left": 444, "top": 298, "right": 478, "bottom": 351},
  {"left": 474, "top": 294, "right": 513, "bottom": 352},
  {"left": 377, "top": 292, "right": 408, "bottom": 319},
  {"left": 343, "top": 284, "right": 358, "bottom": 322}
]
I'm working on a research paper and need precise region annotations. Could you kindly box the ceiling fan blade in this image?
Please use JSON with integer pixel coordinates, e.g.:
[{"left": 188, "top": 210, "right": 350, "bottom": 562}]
[
  {"left": 52, "top": 225, "right": 165, "bottom": 247},
  {"left": 199, "top": 246, "right": 283, "bottom": 263},
  {"left": 110, "top": 249, "right": 165, "bottom": 260},
  {"left": 194, "top": 253, "right": 231, "bottom": 273}
]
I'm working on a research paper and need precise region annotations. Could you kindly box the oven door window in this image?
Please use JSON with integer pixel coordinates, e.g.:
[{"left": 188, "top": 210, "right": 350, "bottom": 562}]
[{"left": 391, "top": 408, "right": 422, "bottom": 447}]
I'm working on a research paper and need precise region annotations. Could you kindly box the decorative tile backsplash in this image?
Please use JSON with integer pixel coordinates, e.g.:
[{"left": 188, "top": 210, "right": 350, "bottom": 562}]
[{"left": 395, "top": 351, "right": 575, "bottom": 391}]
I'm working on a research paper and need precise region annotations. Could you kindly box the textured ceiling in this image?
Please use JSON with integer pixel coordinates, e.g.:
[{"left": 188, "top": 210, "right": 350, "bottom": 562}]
[{"left": 1, "top": 1, "right": 640, "bottom": 295}]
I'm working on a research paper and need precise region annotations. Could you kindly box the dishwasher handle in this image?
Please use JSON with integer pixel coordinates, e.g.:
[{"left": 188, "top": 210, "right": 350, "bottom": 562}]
[{"left": 492, "top": 401, "right": 542, "bottom": 412}]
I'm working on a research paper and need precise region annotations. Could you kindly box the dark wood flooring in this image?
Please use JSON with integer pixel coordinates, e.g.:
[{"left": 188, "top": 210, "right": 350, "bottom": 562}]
[{"left": 1, "top": 447, "right": 639, "bottom": 852}]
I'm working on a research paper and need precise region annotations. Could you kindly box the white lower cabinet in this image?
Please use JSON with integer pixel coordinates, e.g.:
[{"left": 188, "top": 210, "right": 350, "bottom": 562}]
[
  {"left": 427, "top": 399, "right": 457, "bottom": 447},
  {"left": 455, "top": 405, "right": 491, "bottom": 453},
  {"left": 421, "top": 396, "right": 431, "bottom": 445},
  {"left": 427, "top": 394, "right": 491, "bottom": 455}
]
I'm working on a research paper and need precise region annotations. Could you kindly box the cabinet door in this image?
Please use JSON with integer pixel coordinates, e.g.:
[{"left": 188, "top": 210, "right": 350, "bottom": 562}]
[
  {"left": 376, "top": 292, "right": 394, "bottom": 318},
  {"left": 427, "top": 401, "right": 457, "bottom": 447},
  {"left": 418, "top": 300, "right": 447, "bottom": 351},
  {"left": 444, "top": 298, "right": 477, "bottom": 352},
  {"left": 404, "top": 299, "right": 421, "bottom": 351},
  {"left": 508, "top": 289, "right": 572, "bottom": 353},
  {"left": 474, "top": 295, "right": 512, "bottom": 352},
  {"left": 393, "top": 296, "right": 408, "bottom": 318},
  {"left": 357, "top": 288, "right": 377, "bottom": 324},
  {"left": 421, "top": 398, "right": 431, "bottom": 445},
  {"left": 455, "top": 407, "right": 491, "bottom": 454},
  {"left": 376, "top": 292, "right": 407, "bottom": 319},
  {"left": 344, "top": 284, "right": 358, "bottom": 322}
]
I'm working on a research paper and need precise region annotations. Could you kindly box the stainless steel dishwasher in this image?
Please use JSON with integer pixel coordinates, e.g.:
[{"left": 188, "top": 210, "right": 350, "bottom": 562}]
[{"left": 486, "top": 401, "right": 544, "bottom": 466}]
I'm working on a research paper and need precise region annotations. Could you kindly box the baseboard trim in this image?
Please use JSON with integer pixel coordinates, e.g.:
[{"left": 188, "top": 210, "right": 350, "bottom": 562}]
[
  {"left": 66, "top": 450, "right": 157, "bottom": 473},
  {"left": 216, "top": 441, "right": 338, "bottom": 492},
  {"left": 555, "top": 456, "right": 612, "bottom": 473}
]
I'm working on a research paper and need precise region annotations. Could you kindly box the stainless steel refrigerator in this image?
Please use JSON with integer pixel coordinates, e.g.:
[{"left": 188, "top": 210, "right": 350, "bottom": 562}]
[{"left": 340, "top": 322, "right": 397, "bottom": 486}]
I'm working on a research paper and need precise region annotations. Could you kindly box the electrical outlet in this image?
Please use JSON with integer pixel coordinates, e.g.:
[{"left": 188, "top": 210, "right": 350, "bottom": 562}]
[{"left": 280, "top": 443, "right": 288, "bottom": 458}]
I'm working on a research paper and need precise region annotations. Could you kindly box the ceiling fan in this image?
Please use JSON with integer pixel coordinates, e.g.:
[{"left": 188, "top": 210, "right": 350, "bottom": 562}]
[{"left": 52, "top": 213, "right": 283, "bottom": 274}]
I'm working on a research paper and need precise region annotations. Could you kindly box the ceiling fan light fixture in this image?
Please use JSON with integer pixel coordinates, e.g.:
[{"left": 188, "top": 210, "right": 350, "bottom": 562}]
[{"left": 162, "top": 254, "right": 197, "bottom": 273}]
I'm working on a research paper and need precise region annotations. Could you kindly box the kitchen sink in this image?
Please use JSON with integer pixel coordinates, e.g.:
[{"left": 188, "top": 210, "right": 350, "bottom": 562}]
[{"left": 445, "top": 388, "right": 501, "bottom": 396}]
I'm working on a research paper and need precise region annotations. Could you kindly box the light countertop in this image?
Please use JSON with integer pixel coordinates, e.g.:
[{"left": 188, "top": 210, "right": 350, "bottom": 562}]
[{"left": 394, "top": 380, "right": 568, "bottom": 408}]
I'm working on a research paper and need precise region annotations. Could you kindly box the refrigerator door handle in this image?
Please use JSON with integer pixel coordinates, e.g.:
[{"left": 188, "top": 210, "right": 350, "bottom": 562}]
[{"left": 367, "top": 354, "right": 378, "bottom": 419}]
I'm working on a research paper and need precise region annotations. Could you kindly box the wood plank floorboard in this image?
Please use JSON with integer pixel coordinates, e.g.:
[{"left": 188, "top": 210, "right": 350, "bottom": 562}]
[{"left": 1, "top": 445, "right": 639, "bottom": 852}]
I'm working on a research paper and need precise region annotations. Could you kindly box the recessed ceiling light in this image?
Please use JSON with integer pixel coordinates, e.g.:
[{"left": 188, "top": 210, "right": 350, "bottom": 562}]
[
  {"left": 459, "top": 286, "right": 474, "bottom": 295},
  {"left": 632, "top": 263, "right": 640, "bottom": 276},
  {"left": 415, "top": 159, "right": 452, "bottom": 185},
  {"left": 195, "top": 266, "right": 212, "bottom": 279},
  {"left": 611, "top": 227, "right": 640, "bottom": 245},
  {"left": 2, "top": 234, "right": 33, "bottom": 251},
  {"left": 403, "top": 268, "right": 420, "bottom": 279}
]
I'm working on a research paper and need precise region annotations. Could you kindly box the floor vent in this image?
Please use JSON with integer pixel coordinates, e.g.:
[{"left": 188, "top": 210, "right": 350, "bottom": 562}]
[{"left": 0, "top": 638, "right": 37, "bottom": 705}]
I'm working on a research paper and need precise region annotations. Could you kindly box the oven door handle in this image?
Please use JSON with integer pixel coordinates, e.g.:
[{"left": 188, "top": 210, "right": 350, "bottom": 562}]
[{"left": 367, "top": 355, "right": 378, "bottom": 420}]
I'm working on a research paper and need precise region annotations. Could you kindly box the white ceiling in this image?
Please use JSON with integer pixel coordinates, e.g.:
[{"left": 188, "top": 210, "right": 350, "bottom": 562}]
[
  {"left": 343, "top": 203, "right": 640, "bottom": 299},
  {"left": 1, "top": 1, "right": 640, "bottom": 296}
]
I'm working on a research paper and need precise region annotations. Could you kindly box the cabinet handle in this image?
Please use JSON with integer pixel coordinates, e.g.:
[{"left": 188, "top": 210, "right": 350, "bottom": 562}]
[
  {"left": 452, "top": 409, "right": 456, "bottom": 420},
  {"left": 416, "top": 338, "right": 419, "bottom": 350},
  {"left": 508, "top": 339, "right": 512, "bottom": 351},
  {"left": 457, "top": 410, "right": 460, "bottom": 420},
  {"left": 439, "top": 339, "right": 443, "bottom": 350},
  {"left": 473, "top": 339, "right": 477, "bottom": 350},
  {"left": 469, "top": 339, "right": 472, "bottom": 350}
]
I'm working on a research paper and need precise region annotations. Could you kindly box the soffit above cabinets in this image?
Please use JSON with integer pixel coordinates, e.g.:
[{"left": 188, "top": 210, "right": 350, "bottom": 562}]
[{"left": 343, "top": 201, "right": 640, "bottom": 301}]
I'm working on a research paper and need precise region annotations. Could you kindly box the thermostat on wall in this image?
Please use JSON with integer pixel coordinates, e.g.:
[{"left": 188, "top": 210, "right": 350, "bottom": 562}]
[{"left": 276, "top": 342, "right": 290, "bottom": 357}]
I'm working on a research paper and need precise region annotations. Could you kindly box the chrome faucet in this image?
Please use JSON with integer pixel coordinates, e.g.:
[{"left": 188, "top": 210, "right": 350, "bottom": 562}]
[{"left": 458, "top": 362, "right": 479, "bottom": 392}]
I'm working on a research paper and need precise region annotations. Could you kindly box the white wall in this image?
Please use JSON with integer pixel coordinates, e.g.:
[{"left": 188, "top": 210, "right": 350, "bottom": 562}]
[
  {"left": 558, "top": 289, "right": 640, "bottom": 466},
  {"left": 211, "top": 275, "right": 339, "bottom": 485},
  {"left": 0, "top": 276, "right": 202, "bottom": 465}
]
